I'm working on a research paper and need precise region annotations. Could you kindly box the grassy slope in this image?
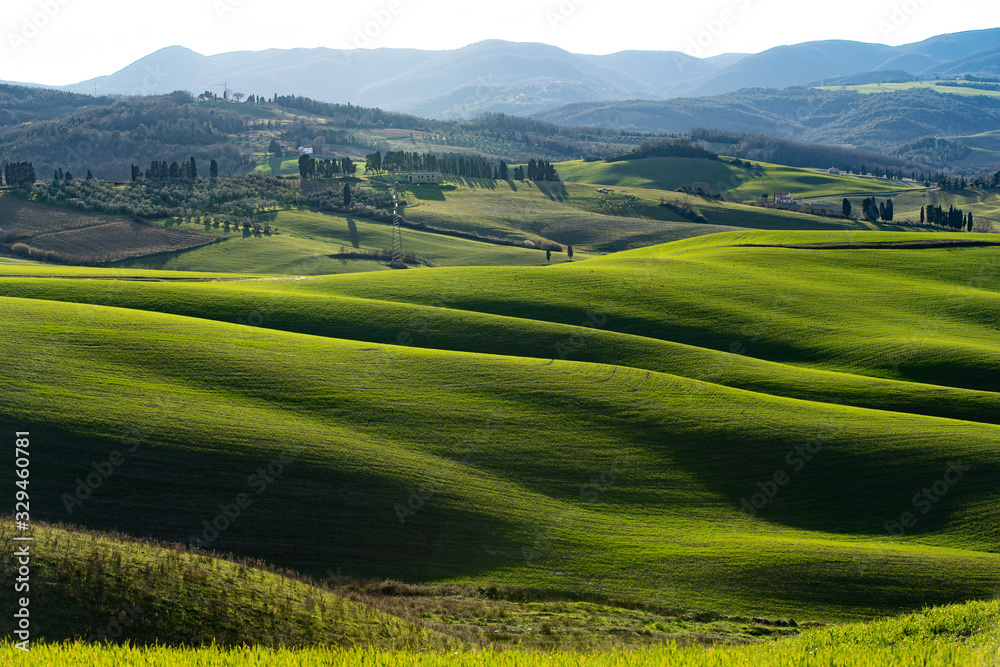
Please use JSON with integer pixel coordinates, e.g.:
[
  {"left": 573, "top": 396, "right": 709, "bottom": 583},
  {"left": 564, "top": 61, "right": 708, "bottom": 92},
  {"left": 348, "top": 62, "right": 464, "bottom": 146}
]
[
  {"left": 555, "top": 158, "right": 743, "bottom": 192},
  {"left": 4, "top": 596, "right": 1000, "bottom": 664},
  {"left": 259, "top": 230, "right": 1000, "bottom": 392},
  {"left": 555, "top": 158, "right": 918, "bottom": 201},
  {"left": 115, "top": 210, "right": 575, "bottom": 273},
  {"left": 5, "top": 160, "right": 930, "bottom": 273},
  {"left": 2, "top": 231, "right": 1000, "bottom": 622},
  {"left": 400, "top": 178, "right": 894, "bottom": 254},
  {"left": 0, "top": 521, "right": 453, "bottom": 649},
  {"left": 817, "top": 189, "right": 1000, "bottom": 232},
  {"left": 727, "top": 162, "right": 921, "bottom": 201},
  {"left": 951, "top": 129, "right": 1000, "bottom": 170},
  {"left": 3, "top": 244, "right": 1000, "bottom": 427},
  {"left": 253, "top": 157, "right": 305, "bottom": 176}
]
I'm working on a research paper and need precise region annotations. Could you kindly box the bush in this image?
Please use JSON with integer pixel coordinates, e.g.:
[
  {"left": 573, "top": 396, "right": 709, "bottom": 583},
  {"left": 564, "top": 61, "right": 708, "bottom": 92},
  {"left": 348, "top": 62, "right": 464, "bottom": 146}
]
[{"left": 9, "top": 242, "right": 68, "bottom": 263}]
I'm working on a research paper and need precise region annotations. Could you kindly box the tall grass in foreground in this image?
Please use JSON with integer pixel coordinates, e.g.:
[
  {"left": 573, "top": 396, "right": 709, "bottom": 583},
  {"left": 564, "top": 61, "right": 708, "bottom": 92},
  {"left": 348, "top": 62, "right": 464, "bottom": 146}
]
[{"left": 4, "top": 601, "right": 999, "bottom": 666}]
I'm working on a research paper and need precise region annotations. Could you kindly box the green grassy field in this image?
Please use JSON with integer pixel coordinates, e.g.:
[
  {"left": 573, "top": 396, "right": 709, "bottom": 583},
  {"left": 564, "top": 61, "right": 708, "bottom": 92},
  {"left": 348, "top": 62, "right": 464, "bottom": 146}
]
[
  {"left": 816, "top": 80, "right": 1000, "bottom": 99},
  {"left": 727, "top": 162, "right": 921, "bottom": 201},
  {"left": 396, "top": 176, "right": 906, "bottom": 254},
  {"left": 555, "top": 158, "right": 918, "bottom": 202},
  {"left": 555, "top": 158, "right": 743, "bottom": 192},
  {"left": 254, "top": 156, "right": 313, "bottom": 176},
  {"left": 4, "top": 155, "right": 938, "bottom": 274},
  {"left": 2, "top": 230, "right": 1000, "bottom": 636},
  {"left": 115, "top": 209, "right": 569, "bottom": 274},
  {"left": 4, "top": 599, "right": 999, "bottom": 664}
]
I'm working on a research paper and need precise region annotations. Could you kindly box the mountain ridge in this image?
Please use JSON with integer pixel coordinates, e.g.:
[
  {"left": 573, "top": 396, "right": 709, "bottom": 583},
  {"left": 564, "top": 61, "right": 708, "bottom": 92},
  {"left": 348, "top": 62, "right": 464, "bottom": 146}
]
[{"left": 3, "top": 29, "right": 997, "bottom": 119}]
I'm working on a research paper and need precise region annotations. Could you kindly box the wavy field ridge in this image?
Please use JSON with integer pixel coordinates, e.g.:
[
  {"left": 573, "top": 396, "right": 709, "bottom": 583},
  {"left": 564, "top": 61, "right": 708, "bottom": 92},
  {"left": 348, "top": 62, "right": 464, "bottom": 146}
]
[{"left": 2, "top": 230, "right": 999, "bottom": 634}]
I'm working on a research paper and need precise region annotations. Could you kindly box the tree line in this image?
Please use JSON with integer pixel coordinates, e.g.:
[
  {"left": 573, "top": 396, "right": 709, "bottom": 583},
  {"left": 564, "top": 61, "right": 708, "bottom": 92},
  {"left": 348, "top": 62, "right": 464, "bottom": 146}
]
[
  {"left": 922, "top": 204, "right": 973, "bottom": 231},
  {"left": 358, "top": 150, "right": 559, "bottom": 181},
  {"left": 133, "top": 157, "right": 216, "bottom": 180},
  {"left": 607, "top": 138, "right": 718, "bottom": 162},
  {"left": 298, "top": 155, "right": 357, "bottom": 179},
  {"left": 939, "top": 171, "right": 1000, "bottom": 190}
]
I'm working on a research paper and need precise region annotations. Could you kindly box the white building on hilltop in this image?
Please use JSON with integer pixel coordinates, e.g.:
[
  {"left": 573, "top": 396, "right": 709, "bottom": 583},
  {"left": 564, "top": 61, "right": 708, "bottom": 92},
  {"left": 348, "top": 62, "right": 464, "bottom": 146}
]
[{"left": 407, "top": 172, "right": 441, "bottom": 184}]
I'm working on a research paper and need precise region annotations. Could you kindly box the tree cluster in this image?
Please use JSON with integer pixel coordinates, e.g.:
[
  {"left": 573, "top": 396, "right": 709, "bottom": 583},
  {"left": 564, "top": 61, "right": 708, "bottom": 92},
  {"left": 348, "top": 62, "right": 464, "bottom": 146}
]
[
  {"left": 32, "top": 172, "right": 297, "bottom": 219},
  {"left": 607, "top": 139, "right": 718, "bottom": 163},
  {"left": 362, "top": 149, "right": 508, "bottom": 180},
  {"left": 965, "top": 170, "right": 1000, "bottom": 190},
  {"left": 860, "top": 197, "right": 893, "bottom": 222},
  {"left": 922, "top": 204, "right": 973, "bottom": 231},
  {"left": 298, "top": 155, "right": 355, "bottom": 179},
  {"left": 523, "top": 159, "right": 559, "bottom": 181},
  {"left": 0, "top": 84, "right": 111, "bottom": 126},
  {"left": 137, "top": 157, "right": 199, "bottom": 180},
  {"left": 274, "top": 95, "right": 435, "bottom": 131},
  {"left": 3, "top": 161, "right": 36, "bottom": 187},
  {"left": 725, "top": 133, "right": 929, "bottom": 176}
]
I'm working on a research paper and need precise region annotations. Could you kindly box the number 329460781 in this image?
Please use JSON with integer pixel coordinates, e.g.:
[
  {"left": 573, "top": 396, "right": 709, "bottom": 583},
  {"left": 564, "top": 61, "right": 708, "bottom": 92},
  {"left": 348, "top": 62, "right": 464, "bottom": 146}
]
[{"left": 15, "top": 433, "right": 30, "bottom": 522}]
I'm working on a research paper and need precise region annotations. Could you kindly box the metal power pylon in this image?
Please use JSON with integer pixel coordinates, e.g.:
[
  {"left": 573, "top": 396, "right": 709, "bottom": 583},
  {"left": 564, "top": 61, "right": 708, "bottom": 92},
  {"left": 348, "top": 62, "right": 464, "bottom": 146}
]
[{"left": 390, "top": 187, "right": 407, "bottom": 269}]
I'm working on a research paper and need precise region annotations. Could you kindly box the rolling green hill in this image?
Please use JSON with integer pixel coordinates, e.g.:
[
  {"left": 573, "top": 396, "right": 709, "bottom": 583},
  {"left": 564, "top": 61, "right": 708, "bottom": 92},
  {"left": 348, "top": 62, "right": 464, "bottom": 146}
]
[
  {"left": 5, "top": 149, "right": 942, "bottom": 274},
  {"left": 0, "top": 520, "right": 453, "bottom": 649},
  {"left": 116, "top": 208, "right": 573, "bottom": 273},
  {"left": 807, "top": 189, "right": 1000, "bottom": 233},
  {"left": 556, "top": 157, "right": 921, "bottom": 201},
  {"left": 555, "top": 158, "right": 742, "bottom": 192},
  {"left": 3, "top": 229, "right": 1000, "bottom": 628},
  {"left": 395, "top": 176, "right": 905, "bottom": 255}
]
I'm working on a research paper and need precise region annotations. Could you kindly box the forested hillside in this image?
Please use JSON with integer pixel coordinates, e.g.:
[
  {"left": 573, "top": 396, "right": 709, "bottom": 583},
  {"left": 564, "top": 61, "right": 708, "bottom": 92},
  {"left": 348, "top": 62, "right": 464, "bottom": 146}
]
[
  {"left": 536, "top": 87, "right": 1000, "bottom": 155},
  {"left": 0, "top": 91, "right": 256, "bottom": 181},
  {"left": 0, "top": 86, "right": 651, "bottom": 182}
]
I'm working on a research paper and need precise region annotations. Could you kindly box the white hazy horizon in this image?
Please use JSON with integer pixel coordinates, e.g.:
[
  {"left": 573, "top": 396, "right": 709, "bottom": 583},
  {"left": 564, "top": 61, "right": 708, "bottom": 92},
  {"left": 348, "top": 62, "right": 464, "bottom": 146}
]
[{"left": 2, "top": 0, "right": 999, "bottom": 86}]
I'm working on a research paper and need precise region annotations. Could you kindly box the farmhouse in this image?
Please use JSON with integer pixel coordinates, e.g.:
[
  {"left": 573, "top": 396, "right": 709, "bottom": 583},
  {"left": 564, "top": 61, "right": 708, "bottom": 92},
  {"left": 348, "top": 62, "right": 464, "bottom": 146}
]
[
  {"left": 828, "top": 167, "right": 841, "bottom": 175},
  {"left": 774, "top": 191, "right": 793, "bottom": 204},
  {"left": 407, "top": 172, "right": 441, "bottom": 184},
  {"left": 297, "top": 146, "right": 313, "bottom": 155}
]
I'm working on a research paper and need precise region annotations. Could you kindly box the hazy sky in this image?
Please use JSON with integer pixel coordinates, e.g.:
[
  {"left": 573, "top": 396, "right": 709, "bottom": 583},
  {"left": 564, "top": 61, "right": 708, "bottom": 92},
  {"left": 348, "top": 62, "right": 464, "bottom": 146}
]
[{"left": 3, "top": 0, "right": 999, "bottom": 85}]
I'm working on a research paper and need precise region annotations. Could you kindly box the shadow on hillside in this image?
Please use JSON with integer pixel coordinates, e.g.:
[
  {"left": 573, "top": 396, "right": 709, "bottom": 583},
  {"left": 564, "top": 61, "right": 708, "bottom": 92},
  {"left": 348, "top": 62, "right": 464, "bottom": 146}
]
[
  {"left": 539, "top": 182, "right": 569, "bottom": 202},
  {"left": 346, "top": 217, "right": 360, "bottom": 248},
  {"left": 448, "top": 177, "right": 498, "bottom": 190},
  {"left": 22, "top": 419, "right": 529, "bottom": 588},
  {"left": 409, "top": 186, "right": 447, "bottom": 201}
]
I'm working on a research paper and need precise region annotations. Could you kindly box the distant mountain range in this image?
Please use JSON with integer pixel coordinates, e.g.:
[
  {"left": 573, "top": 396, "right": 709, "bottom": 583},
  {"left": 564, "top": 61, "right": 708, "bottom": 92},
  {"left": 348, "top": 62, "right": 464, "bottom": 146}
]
[
  {"left": 533, "top": 87, "right": 1000, "bottom": 155},
  {"left": 4, "top": 28, "right": 1000, "bottom": 119}
]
